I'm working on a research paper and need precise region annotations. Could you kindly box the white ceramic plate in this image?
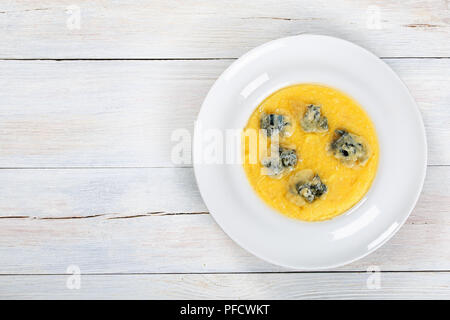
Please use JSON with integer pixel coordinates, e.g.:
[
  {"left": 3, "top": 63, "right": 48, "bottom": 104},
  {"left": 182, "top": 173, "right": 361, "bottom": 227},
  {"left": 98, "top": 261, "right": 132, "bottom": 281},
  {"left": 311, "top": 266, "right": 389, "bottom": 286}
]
[{"left": 193, "top": 35, "right": 427, "bottom": 269}]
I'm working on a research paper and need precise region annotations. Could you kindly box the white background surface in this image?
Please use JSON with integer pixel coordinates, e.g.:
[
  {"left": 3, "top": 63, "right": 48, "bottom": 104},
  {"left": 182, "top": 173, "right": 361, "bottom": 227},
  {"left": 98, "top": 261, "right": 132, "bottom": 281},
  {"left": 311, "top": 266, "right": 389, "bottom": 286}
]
[{"left": 0, "top": 0, "right": 449, "bottom": 299}]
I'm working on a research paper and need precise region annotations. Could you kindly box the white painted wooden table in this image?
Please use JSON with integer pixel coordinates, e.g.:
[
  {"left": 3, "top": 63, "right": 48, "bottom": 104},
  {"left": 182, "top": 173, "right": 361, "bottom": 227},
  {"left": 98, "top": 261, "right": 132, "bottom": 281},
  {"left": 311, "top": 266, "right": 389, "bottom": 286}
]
[{"left": 0, "top": 1, "right": 449, "bottom": 299}]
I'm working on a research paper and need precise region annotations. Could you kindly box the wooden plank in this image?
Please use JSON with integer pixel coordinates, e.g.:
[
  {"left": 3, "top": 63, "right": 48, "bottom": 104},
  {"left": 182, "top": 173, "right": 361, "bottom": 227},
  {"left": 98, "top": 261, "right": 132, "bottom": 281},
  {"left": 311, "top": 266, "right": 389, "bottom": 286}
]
[
  {"left": 0, "top": 273, "right": 448, "bottom": 299},
  {"left": 0, "top": 166, "right": 447, "bottom": 221},
  {"left": 0, "top": 214, "right": 447, "bottom": 274},
  {"left": 0, "top": 60, "right": 217, "bottom": 167},
  {"left": 0, "top": 58, "right": 449, "bottom": 167},
  {"left": 0, "top": 168, "right": 207, "bottom": 218},
  {"left": 0, "top": 1, "right": 449, "bottom": 58},
  {"left": 0, "top": 166, "right": 448, "bottom": 273}
]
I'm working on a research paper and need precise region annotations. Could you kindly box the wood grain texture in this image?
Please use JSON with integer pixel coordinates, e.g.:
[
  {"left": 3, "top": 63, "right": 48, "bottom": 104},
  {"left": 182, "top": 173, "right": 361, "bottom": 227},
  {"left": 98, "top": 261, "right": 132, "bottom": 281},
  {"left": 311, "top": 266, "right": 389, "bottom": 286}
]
[
  {"left": 0, "top": 58, "right": 449, "bottom": 167},
  {"left": 0, "top": 273, "right": 448, "bottom": 299},
  {"left": 0, "top": 167, "right": 447, "bottom": 274},
  {"left": 0, "top": 214, "right": 447, "bottom": 274},
  {"left": 0, "top": 168, "right": 207, "bottom": 217},
  {"left": 0, "top": 166, "right": 447, "bottom": 221},
  {"left": 0, "top": 0, "right": 449, "bottom": 299},
  {"left": 0, "top": 0, "right": 449, "bottom": 59}
]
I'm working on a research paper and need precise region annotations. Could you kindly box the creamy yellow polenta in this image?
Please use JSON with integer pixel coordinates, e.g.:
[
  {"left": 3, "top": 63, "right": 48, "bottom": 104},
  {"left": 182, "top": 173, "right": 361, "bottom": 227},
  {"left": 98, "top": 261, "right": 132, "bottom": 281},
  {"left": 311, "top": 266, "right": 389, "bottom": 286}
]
[{"left": 242, "top": 84, "right": 379, "bottom": 221}]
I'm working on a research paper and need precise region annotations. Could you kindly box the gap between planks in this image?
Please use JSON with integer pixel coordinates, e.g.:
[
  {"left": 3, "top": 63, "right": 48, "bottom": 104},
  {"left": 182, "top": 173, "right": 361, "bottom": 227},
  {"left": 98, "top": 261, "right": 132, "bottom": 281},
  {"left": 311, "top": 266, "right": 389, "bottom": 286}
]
[
  {"left": 0, "top": 270, "right": 449, "bottom": 276},
  {"left": 0, "top": 211, "right": 209, "bottom": 220},
  {"left": 0, "top": 164, "right": 447, "bottom": 169},
  {"left": 0, "top": 57, "right": 449, "bottom": 61}
]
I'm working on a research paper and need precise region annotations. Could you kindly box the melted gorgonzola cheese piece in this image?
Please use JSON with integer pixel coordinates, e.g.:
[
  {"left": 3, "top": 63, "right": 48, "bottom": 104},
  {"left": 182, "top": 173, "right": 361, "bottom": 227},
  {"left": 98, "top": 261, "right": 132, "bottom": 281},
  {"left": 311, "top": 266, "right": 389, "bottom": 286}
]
[
  {"left": 329, "top": 129, "right": 369, "bottom": 167},
  {"left": 260, "top": 113, "right": 291, "bottom": 137},
  {"left": 286, "top": 169, "right": 327, "bottom": 206},
  {"left": 261, "top": 146, "right": 298, "bottom": 177},
  {"left": 300, "top": 105, "right": 328, "bottom": 133}
]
